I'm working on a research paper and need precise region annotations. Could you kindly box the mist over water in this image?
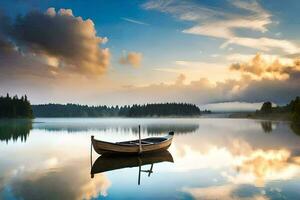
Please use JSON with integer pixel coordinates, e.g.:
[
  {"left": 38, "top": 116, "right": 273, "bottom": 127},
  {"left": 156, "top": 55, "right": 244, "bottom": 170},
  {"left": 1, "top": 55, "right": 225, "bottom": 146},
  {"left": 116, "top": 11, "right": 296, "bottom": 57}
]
[{"left": 1, "top": 118, "right": 300, "bottom": 199}]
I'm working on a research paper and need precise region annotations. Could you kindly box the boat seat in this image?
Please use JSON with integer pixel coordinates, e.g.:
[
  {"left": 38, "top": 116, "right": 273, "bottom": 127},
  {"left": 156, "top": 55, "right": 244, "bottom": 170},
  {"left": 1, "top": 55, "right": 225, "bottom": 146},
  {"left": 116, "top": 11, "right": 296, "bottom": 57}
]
[
  {"left": 127, "top": 141, "right": 154, "bottom": 145},
  {"left": 128, "top": 141, "right": 138, "bottom": 145},
  {"left": 141, "top": 141, "right": 154, "bottom": 144}
]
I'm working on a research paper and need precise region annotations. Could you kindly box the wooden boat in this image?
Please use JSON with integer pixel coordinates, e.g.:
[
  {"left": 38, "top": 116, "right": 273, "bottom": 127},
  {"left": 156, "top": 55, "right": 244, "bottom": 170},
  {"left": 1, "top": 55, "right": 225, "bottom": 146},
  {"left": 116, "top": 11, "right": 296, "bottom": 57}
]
[
  {"left": 91, "top": 150, "right": 174, "bottom": 175},
  {"left": 91, "top": 127, "right": 174, "bottom": 155}
]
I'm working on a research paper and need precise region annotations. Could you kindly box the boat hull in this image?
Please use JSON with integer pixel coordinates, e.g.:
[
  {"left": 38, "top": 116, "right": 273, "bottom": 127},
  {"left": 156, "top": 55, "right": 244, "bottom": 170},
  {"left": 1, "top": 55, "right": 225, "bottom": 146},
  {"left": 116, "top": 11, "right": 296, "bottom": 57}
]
[{"left": 91, "top": 134, "right": 173, "bottom": 155}]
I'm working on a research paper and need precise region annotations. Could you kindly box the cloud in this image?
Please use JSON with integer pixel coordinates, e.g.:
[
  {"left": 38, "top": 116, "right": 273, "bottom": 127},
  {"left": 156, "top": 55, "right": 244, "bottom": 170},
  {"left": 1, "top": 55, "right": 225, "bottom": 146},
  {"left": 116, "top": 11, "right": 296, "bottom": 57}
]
[
  {"left": 143, "top": 0, "right": 300, "bottom": 54},
  {"left": 175, "top": 73, "right": 186, "bottom": 85},
  {"left": 183, "top": 17, "right": 270, "bottom": 39},
  {"left": 121, "top": 17, "right": 149, "bottom": 25},
  {"left": 144, "top": 0, "right": 270, "bottom": 36},
  {"left": 229, "top": 53, "right": 300, "bottom": 80},
  {"left": 119, "top": 51, "right": 143, "bottom": 67},
  {"left": 0, "top": 7, "right": 110, "bottom": 77},
  {"left": 143, "top": 0, "right": 227, "bottom": 21},
  {"left": 226, "top": 53, "right": 294, "bottom": 64},
  {"left": 155, "top": 60, "right": 239, "bottom": 83},
  {"left": 114, "top": 53, "right": 300, "bottom": 105},
  {"left": 221, "top": 37, "right": 300, "bottom": 54}
]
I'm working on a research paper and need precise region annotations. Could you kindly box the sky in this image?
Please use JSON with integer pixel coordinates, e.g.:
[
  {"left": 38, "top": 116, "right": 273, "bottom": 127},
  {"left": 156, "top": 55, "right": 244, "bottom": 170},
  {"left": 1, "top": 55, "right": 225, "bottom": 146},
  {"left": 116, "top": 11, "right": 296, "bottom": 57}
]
[{"left": 0, "top": 0, "right": 300, "bottom": 109}]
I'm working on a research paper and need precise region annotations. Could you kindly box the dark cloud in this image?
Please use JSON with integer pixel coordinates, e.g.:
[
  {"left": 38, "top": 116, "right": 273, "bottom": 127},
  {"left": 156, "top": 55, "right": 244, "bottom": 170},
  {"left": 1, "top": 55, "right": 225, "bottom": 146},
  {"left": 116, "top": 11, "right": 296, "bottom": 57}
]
[
  {"left": 0, "top": 8, "right": 110, "bottom": 77},
  {"left": 234, "top": 70, "right": 300, "bottom": 104},
  {"left": 0, "top": 11, "right": 14, "bottom": 53},
  {"left": 226, "top": 54, "right": 300, "bottom": 103},
  {"left": 0, "top": 36, "right": 14, "bottom": 53}
]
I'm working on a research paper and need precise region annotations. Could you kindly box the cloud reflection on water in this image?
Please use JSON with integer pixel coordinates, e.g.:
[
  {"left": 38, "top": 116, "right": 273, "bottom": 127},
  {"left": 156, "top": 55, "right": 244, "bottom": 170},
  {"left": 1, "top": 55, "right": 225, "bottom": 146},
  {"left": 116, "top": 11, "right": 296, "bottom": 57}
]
[
  {"left": 1, "top": 118, "right": 300, "bottom": 199},
  {"left": 172, "top": 137, "right": 300, "bottom": 186},
  {"left": 182, "top": 184, "right": 270, "bottom": 200},
  {"left": 0, "top": 133, "right": 111, "bottom": 200},
  {"left": 8, "top": 162, "right": 111, "bottom": 200},
  {"left": 172, "top": 131, "right": 300, "bottom": 199}
]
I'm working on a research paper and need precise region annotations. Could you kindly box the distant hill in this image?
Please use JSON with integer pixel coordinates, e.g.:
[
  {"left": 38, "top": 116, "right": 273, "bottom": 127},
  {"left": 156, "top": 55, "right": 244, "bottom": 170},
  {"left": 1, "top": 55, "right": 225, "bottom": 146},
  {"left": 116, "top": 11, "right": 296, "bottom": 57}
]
[{"left": 32, "top": 103, "right": 202, "bottom": 117}]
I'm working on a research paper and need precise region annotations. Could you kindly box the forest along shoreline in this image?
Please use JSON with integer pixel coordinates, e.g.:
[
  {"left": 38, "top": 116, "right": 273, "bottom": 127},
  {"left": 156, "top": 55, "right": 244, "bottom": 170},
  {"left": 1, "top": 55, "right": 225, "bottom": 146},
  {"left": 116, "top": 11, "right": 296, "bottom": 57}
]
[
  {"left": 32, "top": 103, "right": 204, "bottom": 117},
  {"left": 229, "top": 97, "right": 300, "bottom": 134},
  {"left": 0, "top": 94, "right": 33, "bottom": 119},
  {"left": 229, "top": 97, "right": 300, "bottom": 122},
  {"left": 1, "top": 93, "right": 299, "bottom": 128},
  {"left": 0, "top": 94, "right": 210, "bottom": 118}
]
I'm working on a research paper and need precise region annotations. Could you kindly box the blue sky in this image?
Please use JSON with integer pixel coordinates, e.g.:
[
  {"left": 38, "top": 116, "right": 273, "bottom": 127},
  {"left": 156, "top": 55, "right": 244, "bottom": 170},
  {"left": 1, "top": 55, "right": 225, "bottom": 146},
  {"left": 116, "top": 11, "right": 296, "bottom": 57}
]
[{"left": 0, "top": 0, "right": 299, "bottom": 107}]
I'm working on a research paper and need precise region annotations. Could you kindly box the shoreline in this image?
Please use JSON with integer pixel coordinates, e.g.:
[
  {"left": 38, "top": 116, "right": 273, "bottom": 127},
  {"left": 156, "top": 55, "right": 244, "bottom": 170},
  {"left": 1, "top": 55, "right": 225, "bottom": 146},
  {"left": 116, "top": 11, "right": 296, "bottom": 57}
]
[{"left": 228, "top": 112, "right": 293, "bottom": 121}]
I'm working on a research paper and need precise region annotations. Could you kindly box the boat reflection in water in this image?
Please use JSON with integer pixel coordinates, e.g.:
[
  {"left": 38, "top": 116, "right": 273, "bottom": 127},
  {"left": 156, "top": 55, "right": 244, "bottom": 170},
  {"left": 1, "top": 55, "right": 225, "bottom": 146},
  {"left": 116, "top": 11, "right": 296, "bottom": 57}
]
[{"left": 91, "top": 150, "right": 174, "bottom": 185}]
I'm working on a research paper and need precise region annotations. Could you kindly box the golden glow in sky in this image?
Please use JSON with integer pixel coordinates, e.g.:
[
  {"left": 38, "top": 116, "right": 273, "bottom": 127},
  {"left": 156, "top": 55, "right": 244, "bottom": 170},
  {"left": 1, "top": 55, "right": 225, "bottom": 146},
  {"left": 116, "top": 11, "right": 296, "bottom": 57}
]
[{"left": 0, "top": 1, "right": 299, "bottom": 106}]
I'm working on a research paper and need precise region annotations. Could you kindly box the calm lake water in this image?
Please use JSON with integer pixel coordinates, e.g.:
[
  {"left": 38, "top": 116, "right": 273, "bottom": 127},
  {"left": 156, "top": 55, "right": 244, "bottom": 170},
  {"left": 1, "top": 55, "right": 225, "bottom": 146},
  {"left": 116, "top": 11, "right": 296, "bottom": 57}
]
[{"left": 1, "top": 118, "right": 300, "bottom": 200}]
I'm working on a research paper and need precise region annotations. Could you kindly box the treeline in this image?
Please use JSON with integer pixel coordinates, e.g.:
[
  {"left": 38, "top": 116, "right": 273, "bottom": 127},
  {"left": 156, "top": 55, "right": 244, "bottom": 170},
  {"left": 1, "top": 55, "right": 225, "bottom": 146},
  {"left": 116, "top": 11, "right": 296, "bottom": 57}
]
[
  {"left": 124, "top": 103, "right": 201, "bottom": 117},
  {"left": 0, "top": 94, "right": 33, "bottom": 118},
  {"left": 258, "top": 96, "right": 300, "bottom": 123},
  {"left": 33, "top": 104, "right": 120, "bottom": 117},
  {"left": 32, "top": 103, "right": 201, "bottom": 117}
]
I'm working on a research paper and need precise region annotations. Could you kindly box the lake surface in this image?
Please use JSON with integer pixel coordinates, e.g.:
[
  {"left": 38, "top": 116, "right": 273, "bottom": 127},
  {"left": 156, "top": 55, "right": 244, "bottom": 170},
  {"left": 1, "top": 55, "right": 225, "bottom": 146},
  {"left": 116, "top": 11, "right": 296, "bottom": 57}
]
[{"left": 1, "top": 118, "right": 300, "bottom": 200}]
